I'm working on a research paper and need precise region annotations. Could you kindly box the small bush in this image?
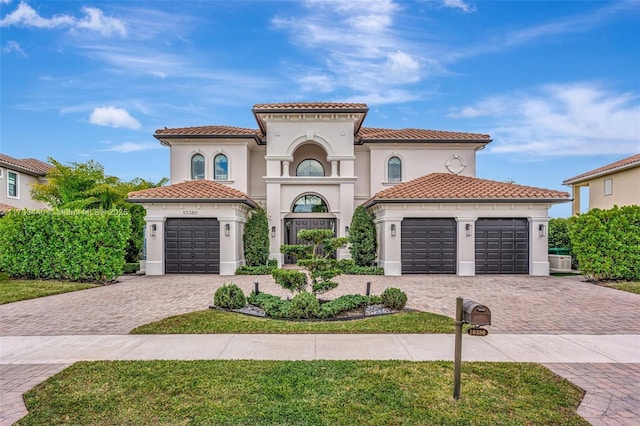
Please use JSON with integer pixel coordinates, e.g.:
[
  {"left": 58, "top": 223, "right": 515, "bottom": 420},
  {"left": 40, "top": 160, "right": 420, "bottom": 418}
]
[
  {"left": 123, "top": 263, "right": 139, "bottom": 274},
  {"left": 272, "top": 269, "right": 307, "bottom": 293},
  {"left": 381, "top": 287, "right": 407, "bottom": 310},
  {"left": 0, "top": 272, "right": 9, "bottom": 282},
  {"left": 214, "top": 284, "right": 246, "bottom": 309},
  {"left": 235, "top": 264, "right": 277, "bottom": 275},
  {"left": 368, "top": 295, "right": 382, "bottom": 305},
  {"left": 289, "top": 292, "right": 320, "bottom": 319},
  {"left": 319, "top": 294, "right": 369, "bottom": 318},
  {"left": 247, "top": 291, "right": 291, "bottom": 319}
]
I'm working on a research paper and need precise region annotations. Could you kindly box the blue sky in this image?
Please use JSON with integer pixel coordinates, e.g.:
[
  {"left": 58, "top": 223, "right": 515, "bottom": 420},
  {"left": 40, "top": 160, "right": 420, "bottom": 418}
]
[{"left": 1, "top": 0, "right": 639, "bottom": 217}]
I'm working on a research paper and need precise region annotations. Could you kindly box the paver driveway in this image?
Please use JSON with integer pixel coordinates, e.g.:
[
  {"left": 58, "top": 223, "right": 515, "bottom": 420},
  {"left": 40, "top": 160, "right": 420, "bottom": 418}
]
[{"left": 1, "top": 274, "right": 639, "bottom": 335}]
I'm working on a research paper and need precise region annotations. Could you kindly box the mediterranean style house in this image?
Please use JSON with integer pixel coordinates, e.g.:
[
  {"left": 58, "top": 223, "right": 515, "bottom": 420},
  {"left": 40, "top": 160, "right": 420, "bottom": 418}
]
[
  {"left": 128, "top": 103, "right": 570, "bottom": 276},
  {"left": 563, "top": 153, "right": 640, "bottom": 216},
  {"left": 0, "top": 154, "right": 51, "bottom": 214}
]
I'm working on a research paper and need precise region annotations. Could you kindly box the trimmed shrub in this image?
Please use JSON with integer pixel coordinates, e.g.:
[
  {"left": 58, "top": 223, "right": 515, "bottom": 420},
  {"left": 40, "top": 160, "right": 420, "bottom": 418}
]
[
  {"left": 236, "top": 259, "right": 277, "bottom": 275},
  {"left": 548, "top": 217, "right": 573, "bottom": 251},
  {"left": 272, "top": 268, "right": 308, "bottom": 293},
  {"left": 0, "top": 209, "right": 130, "bottom": 282},
  {"left": 289, "top": 292, "right": 320, "bottom": 319},
  {"left": 247, "top": 291, "right": 291, "bottom": 319},
  {"left": 214, "top": 284, "right": 246, "bottom": 309},
  {"left": 568, "top": 206, "right": 640, "bottom": 281},
  {"left": 349, "top": 205, "right": 377, "bottom": 267},
  {"left": 319, "top": 294, "right": 369, "bottom": 318},
  {"left": 381, "top": 287, "right": 408, "bottom": 310},
  {"left": 123, "top": 263, "right": 139, "bottom": 274},
  {"left": 243, "top": 206, "right": 269, "bottom": 267}
]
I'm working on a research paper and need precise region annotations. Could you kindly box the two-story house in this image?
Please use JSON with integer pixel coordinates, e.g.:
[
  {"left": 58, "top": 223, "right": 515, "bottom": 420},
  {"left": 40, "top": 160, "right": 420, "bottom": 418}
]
[
  {"left": 563, "top": 153, "right": 640, "bottom": 215},
  {"left": 128, "top": 103, "right": 570, "bottom": 276},
  {"left": 0, "top": 154, "right": 51, "bottom": 214}
]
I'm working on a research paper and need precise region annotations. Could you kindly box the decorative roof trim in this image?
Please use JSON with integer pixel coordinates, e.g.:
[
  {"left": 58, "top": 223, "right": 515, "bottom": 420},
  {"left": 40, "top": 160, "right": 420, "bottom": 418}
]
[
  {"left": 126, "top": 197, "right": 257, "bottom": 208},
  {"left": 563, "top": 153, "right": 640, "bottom": 185},
  {"left": 364, "top": 197, "right": 570, "bottom": 208}
]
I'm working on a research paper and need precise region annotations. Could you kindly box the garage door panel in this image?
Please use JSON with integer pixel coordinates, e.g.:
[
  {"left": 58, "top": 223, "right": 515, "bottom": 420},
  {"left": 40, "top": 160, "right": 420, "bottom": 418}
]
[
  {"left": 476, "top": 218, "right": 528, "bottom": 274},
  {"left": 165, "top": 218, "right": 220, "bottom": 274},
  {"left": 401, "top": 218, "right": 456, "bottom": 274}
]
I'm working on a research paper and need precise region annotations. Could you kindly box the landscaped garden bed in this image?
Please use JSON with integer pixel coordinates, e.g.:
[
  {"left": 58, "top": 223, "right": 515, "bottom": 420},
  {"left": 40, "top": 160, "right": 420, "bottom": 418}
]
[{"left": 17, "top": 360, "right": 588, "bottom": 425}]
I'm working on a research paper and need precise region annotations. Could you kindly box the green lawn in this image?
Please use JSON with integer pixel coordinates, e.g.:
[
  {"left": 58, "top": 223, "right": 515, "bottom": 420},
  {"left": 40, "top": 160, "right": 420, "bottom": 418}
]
[
  {"left": 0, "top": 279, "right": 97, "bottom": 304},
  {"left": 604, "top": 281, "right": 640, "bottom": 294},
  {"left": 18, "top": 360, "right": 587, "bottom": 426},
  {"left": 131, "top": 308, "right": 457, "bottom": 334}
]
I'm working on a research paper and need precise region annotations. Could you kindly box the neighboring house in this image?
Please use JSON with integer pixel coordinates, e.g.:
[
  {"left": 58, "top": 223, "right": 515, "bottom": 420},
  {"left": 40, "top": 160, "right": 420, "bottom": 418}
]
[
  {"left": 0, "top": 154, "right": 52, "bottom": 210},
  {"left": 128, "top": 102, "right": 570, "bottom": 276},
  {"left": 563, "top": 153, "right": 640, "bottom": 216}
]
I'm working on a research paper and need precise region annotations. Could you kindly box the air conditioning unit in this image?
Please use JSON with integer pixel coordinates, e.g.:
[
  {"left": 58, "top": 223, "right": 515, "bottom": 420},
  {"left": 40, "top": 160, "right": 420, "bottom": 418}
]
[{"left": 549, "top": 255, "right": 572, "bottom": 273}]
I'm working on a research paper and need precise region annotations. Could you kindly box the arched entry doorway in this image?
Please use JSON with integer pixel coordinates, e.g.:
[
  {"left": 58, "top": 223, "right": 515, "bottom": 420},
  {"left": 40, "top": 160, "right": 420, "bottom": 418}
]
[{"left": 284, "top": 193, "right": 336, "bottom": 264}]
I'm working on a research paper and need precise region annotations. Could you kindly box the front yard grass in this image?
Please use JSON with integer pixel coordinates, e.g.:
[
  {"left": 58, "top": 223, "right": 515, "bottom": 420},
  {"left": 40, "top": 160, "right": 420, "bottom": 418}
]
[
  {"left": 18, "top": 360, "right": 587, "bottom": 426},
  {"left": 0, "top": 279, "right": 97, "bottom": 304},
  {"left": 603, "top": 281, "right": 640, "bottom": 295},
  {"left": 131, "top": 309, "right": 457, "bottom": 334}
]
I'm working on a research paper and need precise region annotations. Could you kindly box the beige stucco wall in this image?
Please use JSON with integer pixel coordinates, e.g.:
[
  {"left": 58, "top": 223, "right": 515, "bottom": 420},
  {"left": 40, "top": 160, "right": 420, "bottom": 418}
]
[
  {"left": 0, "top": 167, "right": 50, "bottom": 209},
  {"left": 368, "top": 145, "right": 477, "bottom": 195},
  {"left": 587, "top": 167, "right": 640, "bottom": 210},
  {"left": 370, "top": 202, "right": 551, "bottom": 276},
  {"left": 140, "top": 202, "right": 252, "bottom": 276}
]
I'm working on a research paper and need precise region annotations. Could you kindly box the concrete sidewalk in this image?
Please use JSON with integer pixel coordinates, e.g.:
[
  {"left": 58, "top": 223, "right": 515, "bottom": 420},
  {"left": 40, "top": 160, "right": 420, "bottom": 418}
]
[{"left": 2, "top": 334, "right": 639, "bottom": 363}]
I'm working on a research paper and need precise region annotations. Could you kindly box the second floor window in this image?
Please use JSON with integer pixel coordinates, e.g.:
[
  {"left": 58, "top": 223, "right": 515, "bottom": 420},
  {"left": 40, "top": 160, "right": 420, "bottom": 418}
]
[
  {"left": 191, "top": 154, "right": 205, "bottom": 180},
  {"left": 7, "top": 171, "right": 18, "bottom": 197},
  {"left": 214, "top": 154, "right": 228, "bottom": 180},
  {"left": 296, "top": 159, "right": 324, "bottom": 176},
  {"left": 388, "top": 156, "right": 401, "bottom": 182}
]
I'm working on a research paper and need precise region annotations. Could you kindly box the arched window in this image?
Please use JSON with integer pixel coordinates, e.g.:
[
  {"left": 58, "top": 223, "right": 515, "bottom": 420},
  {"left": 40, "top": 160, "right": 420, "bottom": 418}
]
[
  {"left": 191, "top": 154, "right": 205, "bottom": 180},
  {"left": 214, "top": 154, "right": 228, "bottom": 180},
  {"left": 296, "top": 159, "right": 324, "bottom": 177},
  {"left": 292, "top": 194, "right": 328, "bottom": 213},
  {"left": 388, "top": 156, "right": 401, "bottom": 182}
]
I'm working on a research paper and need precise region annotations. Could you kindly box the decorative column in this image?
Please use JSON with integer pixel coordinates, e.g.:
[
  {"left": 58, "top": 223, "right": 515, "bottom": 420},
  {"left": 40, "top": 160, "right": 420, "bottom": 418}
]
[
  {"left": 331, "top": 161, "right": 338, "bottom": 177},
  {"left": 282, "top": 161, "right": 290, "bottom": 177},
  {"left": 457, "top": 217, "right": 477, "bottom": 276}
]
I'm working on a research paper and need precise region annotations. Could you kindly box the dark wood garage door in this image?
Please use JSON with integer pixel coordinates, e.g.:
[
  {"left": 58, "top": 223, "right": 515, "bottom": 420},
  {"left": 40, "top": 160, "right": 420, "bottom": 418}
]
[
  {"left": 401, "top": 218, "right": 456, "bottom": 274},
  {"left": 475, "top": 218, "right": 528, "bottom": 274},
  {"left": 165, "top": 218, "right": 220, "bottom": 274}
]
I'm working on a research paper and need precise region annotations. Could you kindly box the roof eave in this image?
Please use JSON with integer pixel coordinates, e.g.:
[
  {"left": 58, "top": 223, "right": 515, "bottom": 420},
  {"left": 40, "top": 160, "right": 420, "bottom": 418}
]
[
  {"left": 252, "top": 106, "right": 369, "bottom": 137},
  {"left": 153, "top": 133, "right": 262, "bottom": 145},
  {"left": 364, "top": 197, "right": 571, "bottom": 208},
  {"left": 0, "top": 161, "right": 49, "bottom": 177},
  {"left": 563, "top": 162, "right": 640, "bottom": 186},
  {"left": 127, "top": 197, "right": 257, "bottom": 208},
  {"left": 360, "top": 138, "right": 492, "bottom": 145}
]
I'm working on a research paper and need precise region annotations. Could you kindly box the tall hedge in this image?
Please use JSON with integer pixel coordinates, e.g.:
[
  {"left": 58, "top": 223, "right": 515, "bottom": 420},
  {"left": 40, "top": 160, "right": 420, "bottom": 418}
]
[
  {"left": 349, "top": 205, "right": 377, "bottom": 267},
  {"left": 568, "top": 205, "right": 640, "bottom": 281},
  {"left": 243, "top": 206, "right": 269, "bottom": 266},
  {"left": 0, "top": 209, "right": 130, "bottom": 282},
  {"left": 548, "top": 217, "right": 573, "bottom": 250}
]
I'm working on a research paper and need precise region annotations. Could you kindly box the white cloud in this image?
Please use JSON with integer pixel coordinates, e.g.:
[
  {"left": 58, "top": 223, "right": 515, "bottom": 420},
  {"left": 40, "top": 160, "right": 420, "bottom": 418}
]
[
  {"left": 89, "top": 106, "right": 141, "bottom": 129},
  {"left": 102, "top": 142, "right": 161, "bottom": 153},
  {"left": 442, "top": 0, "right": 475, "bottom": 13},
  {"left": 450, "top": 83, "right": 640, "bottom": 157},
  {"left": 0, "top": 2, "right": 126, "bottom": 37},
  {"left": 1, "top": 40, "right": 26, "bottom": 56},
  {"left": 272, "top": 0, "right": 434, "bottom": 103}
]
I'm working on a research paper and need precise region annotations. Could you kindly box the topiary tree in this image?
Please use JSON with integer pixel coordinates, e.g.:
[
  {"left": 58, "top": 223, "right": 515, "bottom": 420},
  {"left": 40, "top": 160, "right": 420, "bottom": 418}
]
[
  {"left": 243, "top": 206, "right": 270, "bottom": 266},
  {"left": 276, "top": 229, "right": 349, "bottom": 295},
  {"left": 349, "top": 205, "right": 377, "bottom": 267}
]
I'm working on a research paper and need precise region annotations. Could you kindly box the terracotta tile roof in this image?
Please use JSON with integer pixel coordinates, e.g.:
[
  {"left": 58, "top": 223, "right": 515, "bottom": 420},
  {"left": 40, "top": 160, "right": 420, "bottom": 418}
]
[
  {"left": 563, "top": 153, "right": 640, "bottom": 185},
  {"left": 253, "top": 102, "right": 368, "bottom": 110},
  {"left": 365, "top": 173, "right": 570, "bottom": 206},
  {"left": 358, "top": 127, "right": 491, "bottom": 141},
  {"left": 155, "top": 125, "right": 261, "bottom": 137},
  {"left": 127, "top": 180, "right": 256, "bottom": 207},
  {"left": 0, "top": 202, "right": 18, "bottom": 213},
  {"left": 0, "top": 154, "right": 52, "bottom": 176}
]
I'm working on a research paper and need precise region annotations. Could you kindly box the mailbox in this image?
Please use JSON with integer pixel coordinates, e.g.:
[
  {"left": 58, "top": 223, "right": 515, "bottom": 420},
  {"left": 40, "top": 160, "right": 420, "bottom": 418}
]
[{"left": 462, "top": 300, "right": 491, "bottom": 326}]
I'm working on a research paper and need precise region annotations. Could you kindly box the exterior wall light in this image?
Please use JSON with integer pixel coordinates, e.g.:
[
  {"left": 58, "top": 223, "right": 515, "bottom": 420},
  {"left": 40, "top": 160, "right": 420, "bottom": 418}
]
[
  {"left": 345, "top": 226, "right": 349, "bottom": 236},
  {"left": 151, "top": 224, "right": 157, "bottom": 237},
  {"left": 391, "top": 224, "right": 396, "bottom": 237},
  {"left": 271, "top": 226, "right": 276, "bottom": 238},
  {"left": 538, "top": 224, "right": 546, "bottom": 237},
  {"left": 224, "top": 223, "right": 230, "bottom": 236},
  {"left": 465, "top": 224, "right": 472, "bottom": 237}
]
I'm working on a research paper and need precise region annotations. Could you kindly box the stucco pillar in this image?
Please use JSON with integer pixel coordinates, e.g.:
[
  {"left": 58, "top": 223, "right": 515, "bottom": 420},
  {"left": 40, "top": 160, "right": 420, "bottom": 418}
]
[
  {"left": 338, "top": 182, "right": 355, "bottom": 260},
  {"left": 144, "top": 216, "right": 164, "bottom": 275},
  {"left": 219, "top": 217, "right": 246, "bottom": 275},
  {"left": 378, "top": 218, "right": 402, "bottom": 276},
  {"left": 457, "top": 217, "right": 477, "bottom": 276},
  {"left": 572, "top": 186, "right": 580, "bottom": 216},
  {"left": 266, "top": 182, "right": 283, "bottom": 267},
  {"left": 331, "top": 161, "right": 338, "bottom": 177},
  {"left": 529, "top": 217, "right": 550, "bottom": 276},
  {"left": 282, "top": 161, "right": 290, "bottom": 177}
]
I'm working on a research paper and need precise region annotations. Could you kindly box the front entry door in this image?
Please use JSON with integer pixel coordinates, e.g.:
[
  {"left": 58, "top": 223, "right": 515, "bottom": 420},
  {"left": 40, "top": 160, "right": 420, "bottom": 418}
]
[{"left": 284, "top": 218, "right": 336, "bottom": 264}]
